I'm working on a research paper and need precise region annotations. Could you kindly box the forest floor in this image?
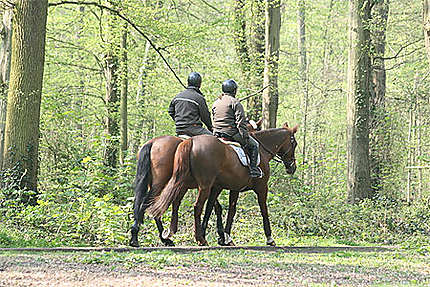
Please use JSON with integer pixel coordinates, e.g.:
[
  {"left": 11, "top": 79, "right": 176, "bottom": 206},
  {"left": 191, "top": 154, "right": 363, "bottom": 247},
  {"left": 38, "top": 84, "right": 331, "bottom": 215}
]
[{"left": 0, "top": 246, "right": 429, "bottom": 286}]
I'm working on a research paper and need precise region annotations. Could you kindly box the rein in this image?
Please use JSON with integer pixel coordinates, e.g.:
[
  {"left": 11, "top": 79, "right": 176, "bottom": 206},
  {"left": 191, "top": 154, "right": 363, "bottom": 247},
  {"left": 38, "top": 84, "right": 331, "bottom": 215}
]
[{"left": 252, "top": 135, "right": 293, "bottom": 164}]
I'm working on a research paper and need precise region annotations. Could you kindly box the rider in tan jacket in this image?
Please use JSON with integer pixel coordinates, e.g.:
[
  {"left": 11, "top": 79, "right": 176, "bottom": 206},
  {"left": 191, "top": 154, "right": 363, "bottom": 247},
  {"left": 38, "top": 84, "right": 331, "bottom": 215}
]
[{"left": 212, "top": 79, "right": 262, "bottom": 178}]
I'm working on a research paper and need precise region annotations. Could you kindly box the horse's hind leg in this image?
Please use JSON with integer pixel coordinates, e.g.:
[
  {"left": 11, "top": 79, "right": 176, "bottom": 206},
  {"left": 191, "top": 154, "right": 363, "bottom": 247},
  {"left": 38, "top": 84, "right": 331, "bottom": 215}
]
[
  {"left": 154, "top": 218, "right": 174, "bottom": 246},
  {"left": 201, "top": 187, "right": 222, "bottom": 238},
  {"left": 224, "top": 190, "right": 239, "bottom": 246},
  {"left": 130, "top": 186, "right": 149, "bottom": 247},
  {"left": 213, "top": 200, "right": 226, "bottom": 246},
  {"left": 160, "top": 187, "right": 187, "bottom": 241},
  {"left": 194, "top": 187, "right": 211, "bottom": 246}
]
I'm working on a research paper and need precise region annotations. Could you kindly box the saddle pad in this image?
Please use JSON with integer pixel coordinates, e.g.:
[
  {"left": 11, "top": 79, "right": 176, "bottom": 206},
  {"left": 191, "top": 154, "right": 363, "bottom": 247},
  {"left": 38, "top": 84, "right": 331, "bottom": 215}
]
[
  {"left": 218, "top": 138, "right": 241, "bottom": 147},
  {"left": 178, "top": 134, "right": 191, "bottom": 140},
  {"left": 229, "top": 144, "right": 260, "bottom": 167}
]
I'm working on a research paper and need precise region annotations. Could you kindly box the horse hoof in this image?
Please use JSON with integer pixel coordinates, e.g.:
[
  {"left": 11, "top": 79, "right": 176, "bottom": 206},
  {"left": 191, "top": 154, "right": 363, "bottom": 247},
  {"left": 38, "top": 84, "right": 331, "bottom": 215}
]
[
  {"left": 266, "top": 237, "right": 276, "bottom": 246},
  {"left": 197, "top": 239, "right": 208, "bottom": 246},
  {"left": 227, "top": 241, "right": 235, "bottom": 246},
  {"left": 129, "top": 239, "right": 139, "bottom": 247},
  {"left": 218, "top": 238, "right": 227, "bottom": 246},
  {"left": 162, "top": 239, "right": 175, "bottom": 247}
]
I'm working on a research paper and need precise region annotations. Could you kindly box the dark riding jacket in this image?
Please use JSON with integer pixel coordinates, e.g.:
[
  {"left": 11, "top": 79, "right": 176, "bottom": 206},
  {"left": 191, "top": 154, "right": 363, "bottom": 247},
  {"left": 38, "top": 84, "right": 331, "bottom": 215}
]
[
  {"left": 168, "top": 86, "right": 213, "bottom": 133},
  {"left": 212, "top": 94, "right": 249, "bottom": 141}
]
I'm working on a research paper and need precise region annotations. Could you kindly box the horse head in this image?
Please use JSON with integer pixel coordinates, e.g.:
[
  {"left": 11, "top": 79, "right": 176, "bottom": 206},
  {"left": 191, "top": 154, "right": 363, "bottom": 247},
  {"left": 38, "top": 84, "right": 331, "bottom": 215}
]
[{"left": 279, "top": 122, "right": 298, "bottom": 174}]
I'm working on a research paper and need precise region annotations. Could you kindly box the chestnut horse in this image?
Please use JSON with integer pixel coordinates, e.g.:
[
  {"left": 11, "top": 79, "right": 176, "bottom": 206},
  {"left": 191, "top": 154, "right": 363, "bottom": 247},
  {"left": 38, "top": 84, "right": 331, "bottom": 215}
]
[
  {"left": 147, "top": 123, "right": 298, "bottom": 246},
  {"left": 130, "top": 135, "right": 228, "bottom": 247},
  {"left": 130, "top": 120, "right": 262, "bottom": 247}
]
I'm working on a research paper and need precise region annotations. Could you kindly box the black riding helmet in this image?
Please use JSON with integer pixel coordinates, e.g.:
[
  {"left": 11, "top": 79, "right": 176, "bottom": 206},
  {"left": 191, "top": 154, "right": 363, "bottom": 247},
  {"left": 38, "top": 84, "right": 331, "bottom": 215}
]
[
  {"left": 222, "top": 79, "right": 238, "bottom": 96},
  {"left": 187, "top": 72, "right": 202, "bottom": 88}
]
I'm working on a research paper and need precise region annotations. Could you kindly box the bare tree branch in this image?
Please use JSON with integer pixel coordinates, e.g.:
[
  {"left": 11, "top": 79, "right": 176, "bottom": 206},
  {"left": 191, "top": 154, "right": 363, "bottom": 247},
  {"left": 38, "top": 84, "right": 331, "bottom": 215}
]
[
  {"left": 49, "top": 1, "right": 186, "bottom": 88},
  {"left": 374, "top": 39, "right": 422, "bottom": 61},
  {"left": 239, "top": 85, "right": 269, "bottom": 102}
]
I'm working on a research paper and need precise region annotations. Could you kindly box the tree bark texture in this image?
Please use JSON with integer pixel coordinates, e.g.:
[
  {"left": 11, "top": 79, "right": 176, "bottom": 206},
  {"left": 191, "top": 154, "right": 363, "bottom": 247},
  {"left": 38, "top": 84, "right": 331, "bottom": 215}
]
[
  {"left": 3, "top": 0, "right": 48, "bottom": 195},
  {"left": 297, "top": 0, "right": 308, "bottom": 164},
  {"left": 233, "top": 0, "right": 251, "bottom": 86},
  {"left": 119, "top": 23, "right": 128, "bottom": 165},
  {"left": 0, "top": 9, "right": 12, "bottom": 170},
  {"left": 347, "top": 0, "right": 372, "bottom": 203},
  {"left": 262, "top": 0, "right": 280, "bottom": 129},
  {"left": 369, "top": 0, "right": 389, "bottom": 192},
  {"left": 424, "top": 0, "right": 430, "bottom": 67},
  {"left": 103, "top": 3, "right": 120, "bottom": 169},
  {"left": 247, "top": 0, "right": 265, "bottom": 121}
]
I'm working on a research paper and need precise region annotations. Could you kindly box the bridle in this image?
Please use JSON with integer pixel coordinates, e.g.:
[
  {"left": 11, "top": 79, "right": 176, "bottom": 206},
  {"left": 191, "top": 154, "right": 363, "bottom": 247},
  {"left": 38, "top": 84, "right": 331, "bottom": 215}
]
[{"left": 254, "top": 133, "right": 296, "bottom": 166}]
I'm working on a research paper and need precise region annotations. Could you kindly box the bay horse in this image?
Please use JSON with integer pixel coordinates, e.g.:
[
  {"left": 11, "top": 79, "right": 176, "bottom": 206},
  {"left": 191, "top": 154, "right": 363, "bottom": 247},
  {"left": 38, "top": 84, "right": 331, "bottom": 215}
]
[
  {"left": 129, "top": 120, "right": 262, "bottom": 247},
  {"left": 147, "top": 123, "right": 298, "bottom": 246}
]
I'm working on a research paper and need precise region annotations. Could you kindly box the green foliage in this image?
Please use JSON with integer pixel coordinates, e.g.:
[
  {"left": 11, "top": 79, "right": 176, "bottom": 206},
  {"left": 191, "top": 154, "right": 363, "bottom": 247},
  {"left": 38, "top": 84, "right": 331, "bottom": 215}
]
[{"left": 1, "top": 0, "right": 430, "bottom": 249}]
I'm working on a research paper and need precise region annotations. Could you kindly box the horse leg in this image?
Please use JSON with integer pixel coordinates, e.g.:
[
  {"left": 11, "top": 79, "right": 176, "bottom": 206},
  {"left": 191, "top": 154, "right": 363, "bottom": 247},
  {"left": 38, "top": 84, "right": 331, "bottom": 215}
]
[
  {"left": 213, "top": 199, "right": 226, "bottom": 246},
  {"left": 256, "top": 186, "right": 276, "bottom": 246},
  {"left": 130, "top": 186, "right": 150, "bottom": 247},
  {"left": 224, "top": 190, "right": 239, "bottom": 246},
  {"left": 160, "top": 187, "right": 187, "bottom": 241},
  {"left": 154, "top": 217, "right": 174, "bottom": 246},
  {"left": 201, "top": 187, "right": 222, "bottom": 238},
  {"left": 194, "top": 187, "right": 211, "bottom": 246}
]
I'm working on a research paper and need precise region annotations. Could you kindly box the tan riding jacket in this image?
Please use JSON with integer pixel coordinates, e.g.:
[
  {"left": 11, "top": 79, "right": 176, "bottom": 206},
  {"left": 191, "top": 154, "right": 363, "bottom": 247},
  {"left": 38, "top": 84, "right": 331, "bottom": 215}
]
[{"left": 211, "top": 94, "right": 249, "bottom": 139}]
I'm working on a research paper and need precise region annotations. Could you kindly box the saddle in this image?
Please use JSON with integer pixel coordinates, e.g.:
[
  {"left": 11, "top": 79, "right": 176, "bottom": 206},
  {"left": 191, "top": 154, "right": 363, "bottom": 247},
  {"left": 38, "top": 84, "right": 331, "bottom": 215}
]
[{"left": 217, "top": 138, "right": 260, "bottom": 167}]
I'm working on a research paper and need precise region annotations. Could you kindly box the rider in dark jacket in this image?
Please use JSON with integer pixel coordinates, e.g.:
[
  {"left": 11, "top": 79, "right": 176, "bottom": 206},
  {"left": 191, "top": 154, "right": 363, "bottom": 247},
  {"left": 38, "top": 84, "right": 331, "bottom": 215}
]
[
  {"left": 168, "top": 72, "right": 213, "bottom": 136},
  {"left": 212, "top": 79, "right": 263, "bottom": 178}
]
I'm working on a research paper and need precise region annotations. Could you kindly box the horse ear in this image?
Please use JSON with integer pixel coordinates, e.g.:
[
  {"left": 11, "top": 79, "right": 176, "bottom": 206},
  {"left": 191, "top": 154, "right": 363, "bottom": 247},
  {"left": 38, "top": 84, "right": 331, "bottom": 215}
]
[
  {"left": 292, "top": 124, "right": 299, "bottom": 134},
  {"left": 282, "top": 122, "right": 289, "bottom": 129}
]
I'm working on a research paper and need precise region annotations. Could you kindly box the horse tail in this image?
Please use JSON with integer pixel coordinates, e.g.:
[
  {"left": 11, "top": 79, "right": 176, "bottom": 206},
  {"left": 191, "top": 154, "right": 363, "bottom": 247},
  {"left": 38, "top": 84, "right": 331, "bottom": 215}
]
[
  {"left": 147, "top": 139, "right": 193, "bottom": 218},
  {"left": 133, "top": 141, "right": 153, "bottom": 225}
]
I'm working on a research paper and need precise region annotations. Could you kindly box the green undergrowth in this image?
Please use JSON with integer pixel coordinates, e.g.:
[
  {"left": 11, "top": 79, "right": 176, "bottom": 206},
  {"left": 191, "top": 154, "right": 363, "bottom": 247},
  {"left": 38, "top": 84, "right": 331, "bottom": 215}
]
[{"left": 1, "top": 171, "right": 430, "bottom": 249}]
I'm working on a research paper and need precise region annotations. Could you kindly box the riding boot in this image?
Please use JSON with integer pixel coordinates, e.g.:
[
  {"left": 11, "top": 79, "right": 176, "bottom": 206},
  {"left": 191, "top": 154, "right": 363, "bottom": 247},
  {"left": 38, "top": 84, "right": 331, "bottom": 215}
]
[{"left": 248, "top": 145, "right": 263, "bottom": 178}]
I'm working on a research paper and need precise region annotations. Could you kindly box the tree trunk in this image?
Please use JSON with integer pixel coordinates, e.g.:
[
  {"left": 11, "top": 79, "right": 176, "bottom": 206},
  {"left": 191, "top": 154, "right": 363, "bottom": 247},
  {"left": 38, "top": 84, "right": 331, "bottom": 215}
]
[
  {"left": 233, "top": 0, "right": 251, "bottom": 87},
  {"left": 247, "top": 0, "right": 265, "bottom": 121},
  {"left": 262, "top": 0, "right": 281, "bottom": 129},
  {"left": 297, "top": 0, "right": 308, "bottom": 166},
  {"left": 103, "top": 3, "right": 120, "bottom": 169},
  {"left": 369, "top": 0, "right": 389, "bottom": 192},
  {"left": 424, "top": 0, "right": 430, "bottom": 66},
  {"left": 2, "top": 0, "right": 48, "bottom": 197},
  {"left": 347, "top": 0, "right": 372, "bottom": 203},
  {"left": 119, "top": 23, "right": 128, "bottom": 165},
  {"left": 0, "top": 9, "right": 12, "bottom": 170}
]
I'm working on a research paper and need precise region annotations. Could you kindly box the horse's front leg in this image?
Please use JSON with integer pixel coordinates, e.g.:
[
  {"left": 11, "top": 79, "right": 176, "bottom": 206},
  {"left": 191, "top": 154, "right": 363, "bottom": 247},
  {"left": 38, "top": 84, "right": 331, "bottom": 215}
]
[
  {"left": 224, "top": 190, "right": 239, "bottom": 246},
  {"left": 255, "top": 185, "right": 276, "bottom": 246},
  {"left": 194, "top": 187, "right": 211, "bottom": 246}
]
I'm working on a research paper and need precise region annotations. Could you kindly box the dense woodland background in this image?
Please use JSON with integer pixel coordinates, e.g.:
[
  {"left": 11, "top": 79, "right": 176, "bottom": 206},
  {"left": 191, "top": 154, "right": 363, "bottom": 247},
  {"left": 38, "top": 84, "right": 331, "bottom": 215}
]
[{"left": 0, "top": 0, "right": 429, "bottom": 247}]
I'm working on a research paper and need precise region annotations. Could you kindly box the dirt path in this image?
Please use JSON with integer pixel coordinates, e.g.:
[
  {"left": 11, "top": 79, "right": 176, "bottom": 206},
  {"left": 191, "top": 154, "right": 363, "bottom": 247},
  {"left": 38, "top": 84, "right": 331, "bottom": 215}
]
[{"left": 0, "top": 246, "right": 428, "bottom": 286}]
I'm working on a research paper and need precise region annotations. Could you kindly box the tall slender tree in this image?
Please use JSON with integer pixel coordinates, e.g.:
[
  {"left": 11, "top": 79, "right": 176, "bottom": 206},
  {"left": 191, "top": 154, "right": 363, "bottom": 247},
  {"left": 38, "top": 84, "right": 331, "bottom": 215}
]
[
  {"left": 103, "top": 1, "right": 120, "bottom": 169},
  {"left": 347, "top": 0, "right": 372, "bottom": 203},
  {"left": 248, "top": 0, "right": 265, "bottom": 120},
  {"left": 0, "top": 8, "right": 12, "bottom": 170},
  {"left": 119, "top": 22, "right": 128, "bottom": 165},
  {"left": 2, "top": 0, "right": 48, "bottom": 197},
  {"left": 262, "top": 0, "right": 281, "bottom": 129},
  {"left": 297, "top": 0, "right": 309, "bottom": 165},
  {"left": 369, "top": 0, "right": 390, "bottom": 192},
  {"left": 424, "top": 0, "right": 430, "bottom": 66}
]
